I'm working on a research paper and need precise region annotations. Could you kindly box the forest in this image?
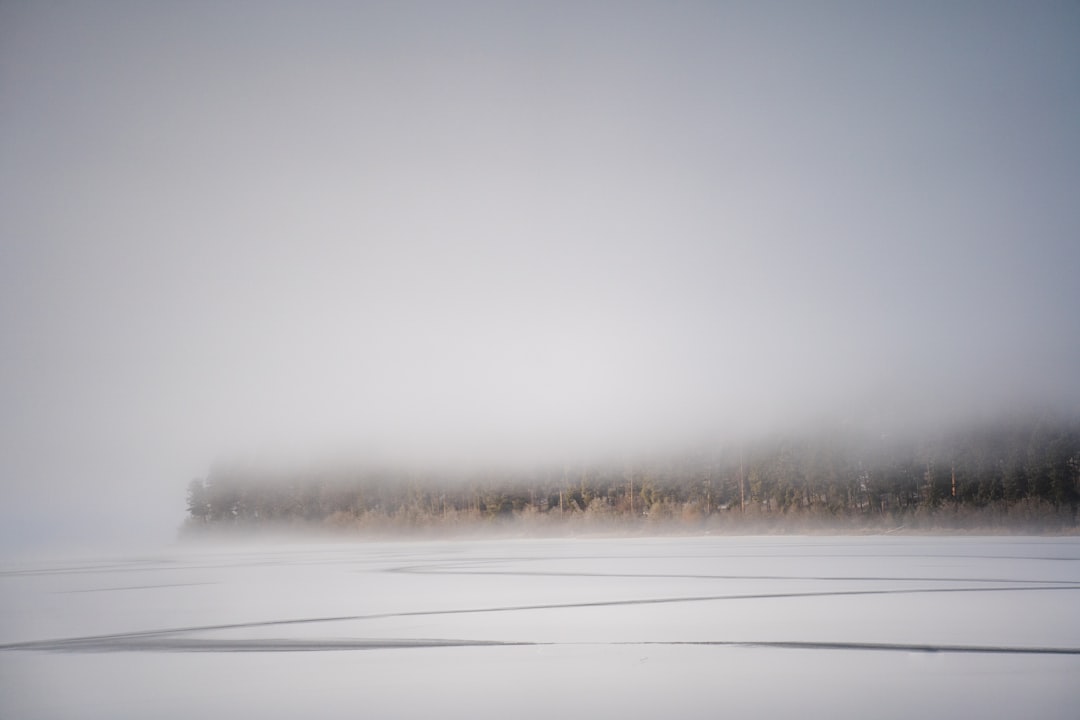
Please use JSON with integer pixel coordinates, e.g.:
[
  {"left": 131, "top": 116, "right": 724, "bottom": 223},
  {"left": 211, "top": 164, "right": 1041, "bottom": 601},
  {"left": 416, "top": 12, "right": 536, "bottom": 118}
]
[{"left": 184, "top": 414, "right": 1080, "bottom": 535}]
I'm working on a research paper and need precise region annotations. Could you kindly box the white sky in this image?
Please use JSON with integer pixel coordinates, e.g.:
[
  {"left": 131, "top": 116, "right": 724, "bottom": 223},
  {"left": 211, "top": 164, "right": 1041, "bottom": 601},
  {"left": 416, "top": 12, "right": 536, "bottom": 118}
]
[{"left": 2, "top": 1, "right": 1078, "bottom": 547}]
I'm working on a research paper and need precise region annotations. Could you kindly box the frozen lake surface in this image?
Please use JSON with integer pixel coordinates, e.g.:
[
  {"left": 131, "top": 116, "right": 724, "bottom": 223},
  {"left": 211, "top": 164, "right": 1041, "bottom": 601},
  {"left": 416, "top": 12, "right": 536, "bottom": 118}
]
[{"left": 3, "top": 535, "right": 1079, "bottom": 718}]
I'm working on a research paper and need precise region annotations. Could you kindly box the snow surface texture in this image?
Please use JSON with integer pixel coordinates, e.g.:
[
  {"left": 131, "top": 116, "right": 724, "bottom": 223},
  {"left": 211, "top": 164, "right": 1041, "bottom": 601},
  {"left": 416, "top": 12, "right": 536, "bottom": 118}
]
[{"left": 2, "top": 536, "right": 1079, "bottom": 719}]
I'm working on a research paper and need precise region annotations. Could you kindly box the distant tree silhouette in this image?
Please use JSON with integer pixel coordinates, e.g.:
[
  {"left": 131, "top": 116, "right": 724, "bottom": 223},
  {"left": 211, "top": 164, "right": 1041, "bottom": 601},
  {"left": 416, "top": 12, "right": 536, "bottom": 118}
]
[{"left": 182, "top": 416, "right": 1080, "bottom": 535}]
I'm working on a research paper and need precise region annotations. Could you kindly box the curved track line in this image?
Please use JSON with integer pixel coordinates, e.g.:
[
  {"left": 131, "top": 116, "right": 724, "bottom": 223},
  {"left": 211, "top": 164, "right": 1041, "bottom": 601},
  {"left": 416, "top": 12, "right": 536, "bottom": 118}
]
[
  {"left": 5, "top": 547, "right": 1078, "bottom": 577},
  {"left": 4, "top": 584, "right": 1079, "bottom": 652},
  {"left": 56, "top": 582, "right": 216, "bottom": 594},
  {"left": 388, "top": 565, "right": 1080, "bottom": 585},
  {"left": 6, "top": 636, "right": 1080, "bottom": 656}
]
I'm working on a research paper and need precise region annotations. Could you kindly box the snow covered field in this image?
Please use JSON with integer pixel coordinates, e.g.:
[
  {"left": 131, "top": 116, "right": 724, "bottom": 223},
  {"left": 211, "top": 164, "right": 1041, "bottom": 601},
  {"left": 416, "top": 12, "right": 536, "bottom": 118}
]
[{"left": 2, "top": 536, "right": 1079, "bottom": 719}]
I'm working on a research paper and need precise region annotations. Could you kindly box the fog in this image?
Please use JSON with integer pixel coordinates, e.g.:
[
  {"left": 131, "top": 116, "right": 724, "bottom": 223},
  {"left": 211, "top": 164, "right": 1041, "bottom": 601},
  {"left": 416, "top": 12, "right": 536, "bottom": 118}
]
[{"left": 1, "top": 2, "right": 1079, "bottom": 548}]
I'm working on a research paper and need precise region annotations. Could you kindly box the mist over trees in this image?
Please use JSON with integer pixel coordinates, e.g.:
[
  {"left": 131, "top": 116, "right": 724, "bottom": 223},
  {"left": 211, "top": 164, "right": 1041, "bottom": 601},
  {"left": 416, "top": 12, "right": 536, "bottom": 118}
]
[{"left": 183, "top": 414, "right": 1080, "bottom": 536}]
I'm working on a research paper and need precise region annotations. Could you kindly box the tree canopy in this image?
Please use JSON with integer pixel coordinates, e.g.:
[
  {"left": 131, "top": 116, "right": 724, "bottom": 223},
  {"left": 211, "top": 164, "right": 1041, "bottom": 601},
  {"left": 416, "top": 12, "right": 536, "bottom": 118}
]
[{"left": 183, "top": 415, "right": 1080, "bottom": 535}]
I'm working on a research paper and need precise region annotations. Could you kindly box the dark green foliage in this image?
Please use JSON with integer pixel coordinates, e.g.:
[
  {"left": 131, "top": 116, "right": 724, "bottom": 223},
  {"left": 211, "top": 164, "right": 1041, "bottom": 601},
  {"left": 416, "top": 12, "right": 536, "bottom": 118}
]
[
  {"left": 184, "top": 416, "right": 1080, "bottom": 534},
  {"left": 186, "top": 479, "right": 210, "bottom": 523}
]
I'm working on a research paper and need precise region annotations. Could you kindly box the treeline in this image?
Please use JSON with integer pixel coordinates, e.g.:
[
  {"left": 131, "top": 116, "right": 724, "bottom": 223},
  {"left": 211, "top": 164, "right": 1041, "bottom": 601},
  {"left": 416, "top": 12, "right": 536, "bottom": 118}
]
[{"left": 184, "top": 415, "right": 1080, "bottom": 535}]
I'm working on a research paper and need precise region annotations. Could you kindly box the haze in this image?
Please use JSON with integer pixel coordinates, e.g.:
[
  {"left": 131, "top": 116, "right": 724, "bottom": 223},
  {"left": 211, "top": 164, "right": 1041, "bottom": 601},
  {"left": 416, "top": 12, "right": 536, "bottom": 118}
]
[{"left": 2, "top": 1, "right": 1078, "bottom": 548}]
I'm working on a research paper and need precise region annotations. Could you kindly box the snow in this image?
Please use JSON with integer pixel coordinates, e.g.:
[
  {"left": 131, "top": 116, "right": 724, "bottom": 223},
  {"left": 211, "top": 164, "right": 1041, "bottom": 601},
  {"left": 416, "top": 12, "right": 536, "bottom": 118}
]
[{"left": 2, "top": 536, "right": 1078, "bottom": 718}]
